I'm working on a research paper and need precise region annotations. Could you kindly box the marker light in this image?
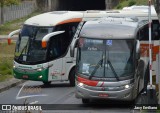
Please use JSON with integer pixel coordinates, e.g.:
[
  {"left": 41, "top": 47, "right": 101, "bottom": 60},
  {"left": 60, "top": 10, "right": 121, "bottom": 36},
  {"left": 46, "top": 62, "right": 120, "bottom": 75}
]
[
  {"left": 42, "top": 41, "right": 47, "bottom": 48},
  {"left": 8, "top": 38, "right": 11, "bottom": 45},
  {"left": 125, "top": 85, "right": 130, "bottom": 89}
]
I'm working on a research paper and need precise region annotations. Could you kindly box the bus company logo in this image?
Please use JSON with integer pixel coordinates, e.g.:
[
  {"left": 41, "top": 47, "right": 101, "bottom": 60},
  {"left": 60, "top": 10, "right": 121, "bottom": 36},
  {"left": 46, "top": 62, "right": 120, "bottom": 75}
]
[
  {"left": 1, "top": 105, "right": 43, "bottom": 111},
  {"left": 2, "top": 105, "right": 11, "bottom": 111}
]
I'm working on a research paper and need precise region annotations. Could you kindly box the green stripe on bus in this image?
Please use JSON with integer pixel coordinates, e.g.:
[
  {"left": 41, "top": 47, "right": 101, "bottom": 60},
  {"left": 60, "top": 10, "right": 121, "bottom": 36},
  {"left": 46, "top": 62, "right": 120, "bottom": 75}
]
[{"left": 13, "top": 68, "right": 49, "bottom": 82}]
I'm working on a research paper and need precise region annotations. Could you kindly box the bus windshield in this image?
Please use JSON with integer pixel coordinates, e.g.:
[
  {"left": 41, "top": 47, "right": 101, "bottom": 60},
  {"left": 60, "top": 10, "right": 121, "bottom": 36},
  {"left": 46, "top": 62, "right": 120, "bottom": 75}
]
[
  {"left": 77, "top": 38, "right": 135, "bottom": 79},
  {"left": 15, "top": 25, "right": 54, "bottom": 64}
]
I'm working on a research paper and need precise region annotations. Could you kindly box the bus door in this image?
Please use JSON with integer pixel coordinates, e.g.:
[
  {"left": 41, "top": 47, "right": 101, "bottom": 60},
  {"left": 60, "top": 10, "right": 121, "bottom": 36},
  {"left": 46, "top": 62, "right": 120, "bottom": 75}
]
[
  {"left": 59, "top": 23, "right": 79, "bottom": 80},
  {"left": 47, "top": 34, "right": 64, "bottom": 81}
]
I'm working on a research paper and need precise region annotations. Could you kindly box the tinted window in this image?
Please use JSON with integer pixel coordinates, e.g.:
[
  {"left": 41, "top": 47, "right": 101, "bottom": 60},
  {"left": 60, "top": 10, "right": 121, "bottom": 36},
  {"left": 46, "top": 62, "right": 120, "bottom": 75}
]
[{"left": 48, "top": 22, "right": 79, "bottom": 60}]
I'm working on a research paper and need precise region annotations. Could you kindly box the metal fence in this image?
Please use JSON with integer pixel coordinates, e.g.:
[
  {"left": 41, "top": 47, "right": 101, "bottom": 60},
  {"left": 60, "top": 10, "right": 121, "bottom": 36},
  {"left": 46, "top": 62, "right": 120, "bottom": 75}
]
[{"left": 0, "top": 1, "right": 36, "bottom": 24}]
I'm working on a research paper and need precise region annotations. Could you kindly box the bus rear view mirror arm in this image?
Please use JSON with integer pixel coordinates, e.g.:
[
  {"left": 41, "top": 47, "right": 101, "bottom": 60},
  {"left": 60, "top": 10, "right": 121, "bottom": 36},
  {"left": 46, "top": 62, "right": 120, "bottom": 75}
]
[
  {"left": 8, "top": 29, "right": 21, "bottom": 45},
  {"left": 136, "top": 40, "right": 140, "bottom": 59},
  {"left": 70, "top": 38, "right": 78, "bottom": 57},
  {"left": 41, "top": 31, "right": 65, "bottom": 48}
]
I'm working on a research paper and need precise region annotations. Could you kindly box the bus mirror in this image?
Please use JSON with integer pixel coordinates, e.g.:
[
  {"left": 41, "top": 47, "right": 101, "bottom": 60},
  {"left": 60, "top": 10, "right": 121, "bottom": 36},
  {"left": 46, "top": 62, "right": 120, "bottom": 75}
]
[
  {"left": 70, "top": 38, "right": 78, "bottom": 57},
  {"left": 41, "top": 31, "right": 65, "bottom": 48},
  {"left": 8, "top": 29, "right": 21, "bottom": 45},
  {"left": 136, "top": 40, "right": 140, "bottom": 59}
]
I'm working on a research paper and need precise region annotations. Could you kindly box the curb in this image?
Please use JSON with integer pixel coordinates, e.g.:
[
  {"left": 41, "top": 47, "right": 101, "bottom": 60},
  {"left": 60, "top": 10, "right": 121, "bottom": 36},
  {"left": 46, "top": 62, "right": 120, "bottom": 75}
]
[{"left": 0, "top": 78, "right": 25, "bottom": 93}]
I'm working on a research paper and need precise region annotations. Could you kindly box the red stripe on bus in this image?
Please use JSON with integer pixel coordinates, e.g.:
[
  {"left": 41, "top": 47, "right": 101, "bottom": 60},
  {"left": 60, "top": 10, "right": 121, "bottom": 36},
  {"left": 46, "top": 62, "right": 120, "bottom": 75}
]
[
  {"left": 100, "top": 82, "right": 104, "bottom": 87},
  {"left": 77, "top": 76, "right": 98, "bottom": 86}
]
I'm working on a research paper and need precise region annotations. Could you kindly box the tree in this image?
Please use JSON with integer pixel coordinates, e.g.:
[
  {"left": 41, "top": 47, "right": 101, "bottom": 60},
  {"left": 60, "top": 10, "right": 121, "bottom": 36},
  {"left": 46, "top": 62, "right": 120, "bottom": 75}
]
[{"left": 0, "top": 0, "right": 20, "bottom": 24}]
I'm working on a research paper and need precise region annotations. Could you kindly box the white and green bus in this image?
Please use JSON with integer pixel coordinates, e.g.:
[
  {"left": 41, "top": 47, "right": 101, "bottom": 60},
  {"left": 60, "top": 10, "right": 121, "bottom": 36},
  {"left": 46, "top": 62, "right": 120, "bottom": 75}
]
[{"left": 8, "top": 11, "right": 108, "bottom": 86}]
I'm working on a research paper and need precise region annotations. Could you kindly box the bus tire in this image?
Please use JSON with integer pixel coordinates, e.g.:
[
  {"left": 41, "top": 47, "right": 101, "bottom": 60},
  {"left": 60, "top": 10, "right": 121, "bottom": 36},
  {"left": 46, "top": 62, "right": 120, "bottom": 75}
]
[
  {"left": 43, "top": 81, "right": 51, "bottom": 86},
  {"left": 69, "top": 67, "right": 75, "bottom": 87},
  {"left": 82, "top": 99, "right": 90, "bottom": 104}
]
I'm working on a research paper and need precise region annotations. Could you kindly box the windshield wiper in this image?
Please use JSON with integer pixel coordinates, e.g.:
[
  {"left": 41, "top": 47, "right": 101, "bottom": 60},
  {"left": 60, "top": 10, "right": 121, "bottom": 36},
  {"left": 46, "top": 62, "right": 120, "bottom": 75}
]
[
  {"left": 89, "top": 55, "right": 104, "bottom": 80},
  {"left": 89, "top": 56, "right": 120, "bottom": 81},
  {"left": 17, "top": 40, "right": 29, "bottom": 61},
  {"left": 106, "top": 59, "right": 120, "bottom": 81}
]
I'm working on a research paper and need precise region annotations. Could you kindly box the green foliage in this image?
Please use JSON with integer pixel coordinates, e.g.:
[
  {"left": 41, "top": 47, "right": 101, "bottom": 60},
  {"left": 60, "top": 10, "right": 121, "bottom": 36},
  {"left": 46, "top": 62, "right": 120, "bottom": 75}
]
[
  {"left": 116, "top": 4, "right": 122, "bottom": 9},
  {"left": 0, "top": 0, "right": 21, "bottom": 6},
  {"left": 0, "top": 56, "right": 13, "bottom": 75},
  {"left": 4, "top": 0, "right": 20, "bottom": 5},
  {"left": 115, "top": 0, "right": 147, "bottom": 9},
  {"left": 0, "top": 43, "right": 15, "bottom": 78},
  {"left": 128, "top": 0, "right": 136, "bottom": 6}
]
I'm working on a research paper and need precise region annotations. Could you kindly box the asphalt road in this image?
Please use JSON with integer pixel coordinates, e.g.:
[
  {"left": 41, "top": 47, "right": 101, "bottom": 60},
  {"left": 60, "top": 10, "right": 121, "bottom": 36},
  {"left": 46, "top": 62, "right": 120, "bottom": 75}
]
[{"left": 0, "top": 81, "right": 146, "bottom": 113}]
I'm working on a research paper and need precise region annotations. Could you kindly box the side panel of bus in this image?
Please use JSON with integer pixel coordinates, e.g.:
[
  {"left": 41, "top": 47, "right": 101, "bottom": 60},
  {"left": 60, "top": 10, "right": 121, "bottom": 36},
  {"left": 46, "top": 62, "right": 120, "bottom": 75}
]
[
  {"left": 48, "top": 59, "right": 63, "bottom": 81},
  {"left": 139, "top": 20, "right": 160, "bottom": 89}
]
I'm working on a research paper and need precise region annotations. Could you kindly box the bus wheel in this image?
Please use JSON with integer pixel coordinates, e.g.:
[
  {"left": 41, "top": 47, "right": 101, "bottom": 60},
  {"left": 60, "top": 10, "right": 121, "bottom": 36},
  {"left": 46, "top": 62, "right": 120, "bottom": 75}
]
[
  {"left": 82, "top": 99, "right": 90, "bottom": 104},
  {"left": 69, "top": 68, "right": 75, "bottom": 87},
  {"left": 43, "top": 81, "right": 51, "bottom": 86}
]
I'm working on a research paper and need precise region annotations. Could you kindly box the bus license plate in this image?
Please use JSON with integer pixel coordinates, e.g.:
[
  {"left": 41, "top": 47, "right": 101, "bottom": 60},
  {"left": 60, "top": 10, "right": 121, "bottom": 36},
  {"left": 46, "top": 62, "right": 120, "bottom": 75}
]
[
  {"left": 23, "top": 75, "right": 28, "bottom": 79},
  {"left": 99, "top": 93, "right": 108, "bottom": 97}
]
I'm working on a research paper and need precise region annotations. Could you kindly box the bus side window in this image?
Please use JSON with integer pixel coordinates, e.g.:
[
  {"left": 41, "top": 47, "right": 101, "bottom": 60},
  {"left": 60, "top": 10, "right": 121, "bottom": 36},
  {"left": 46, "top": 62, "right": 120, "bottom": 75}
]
[
  {"left": 48, "top": 22, "right": 79, "bottom": 61},
  {"left": 48, "top": 35, "right": 62, "bottom": 60},
  {"left": 152, "top": 21, "right": 160, "bottom": 40},
  {"left": 58, "top": 22, "right": 79, "bottom": 54},
  {"left": 139, "top": 25, "right": 149, "bottom": 41},
  {"left": 158, "top": 26, "right": 160, "bottom": 40}
]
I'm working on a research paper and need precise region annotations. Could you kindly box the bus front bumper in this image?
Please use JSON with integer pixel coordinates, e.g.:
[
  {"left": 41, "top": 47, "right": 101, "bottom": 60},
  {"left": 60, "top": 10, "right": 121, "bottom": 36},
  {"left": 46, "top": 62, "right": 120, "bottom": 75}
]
[
  {"left": 13, "top": 68, "right": 49, "bottom": 82},
  {"left": 75, "top": 84, "right": 135, "bottom": 101}
]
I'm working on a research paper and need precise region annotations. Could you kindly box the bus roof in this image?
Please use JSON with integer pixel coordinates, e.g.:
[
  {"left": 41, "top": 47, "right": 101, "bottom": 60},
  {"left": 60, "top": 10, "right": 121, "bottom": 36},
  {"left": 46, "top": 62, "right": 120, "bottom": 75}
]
[
  {"left": 83, "top": 5, "right": 158, "bottom": 21},
  {"left": 24, "top": 11, "right": 112, "bottom": 26},
  {"left": 24, "top": 11, "right": 83, "bottom": 26},
  {"left": 80, "top": 17, "right": 141, "bottom": 39},
  {"left": 119, "top": 6, "right": 158, "bottom": 20},
  {"left": 24, "top": 5, "right": 158, "bottom": 27},
  {"left": 24, "top": 11, "right": 110, "bottom": 26}
]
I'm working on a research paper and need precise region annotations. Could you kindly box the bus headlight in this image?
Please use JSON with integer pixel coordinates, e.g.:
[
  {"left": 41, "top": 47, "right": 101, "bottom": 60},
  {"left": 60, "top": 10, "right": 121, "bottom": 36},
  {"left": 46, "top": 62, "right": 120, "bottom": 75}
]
[
  {"left": 37, "top": 68, "right": 42, "bottom": 72},
  {"left": 78, "top": 82, "right": 84, "bottom": 87},
  {"left": 13, "top": 65, "right": 16, "bottom": 69},
  {"left": 125, "top": 85, "right": 130, "bottom": 89},
  {"left": 38, "top": 75, "right": 43, "bottom": 79}
]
